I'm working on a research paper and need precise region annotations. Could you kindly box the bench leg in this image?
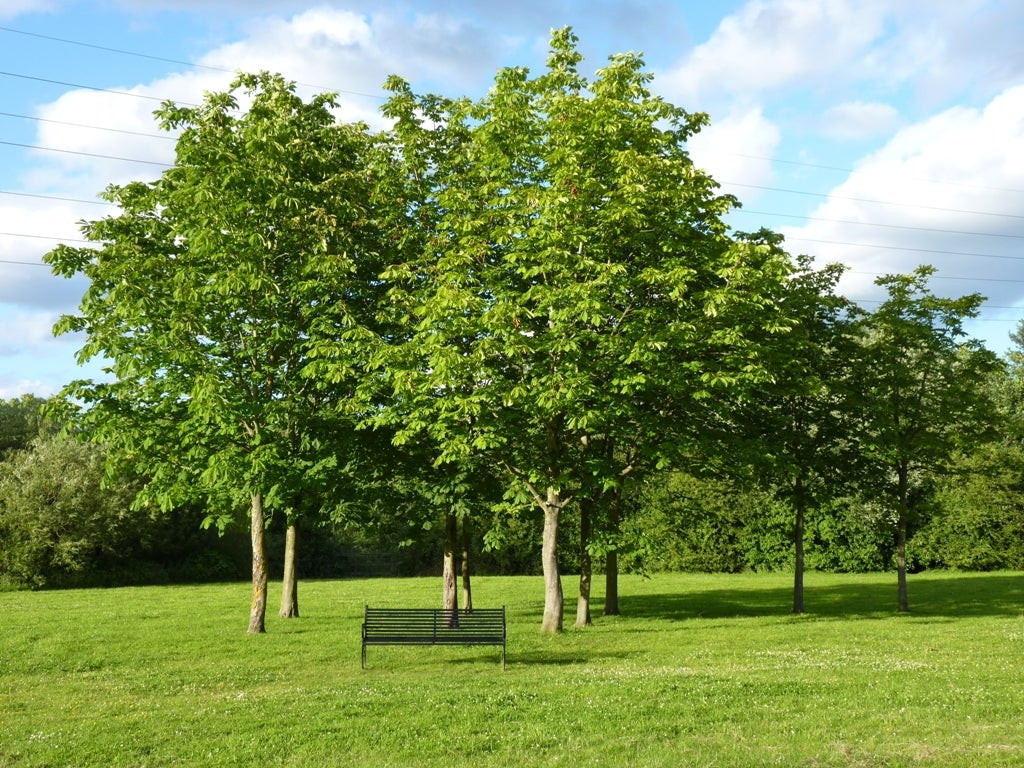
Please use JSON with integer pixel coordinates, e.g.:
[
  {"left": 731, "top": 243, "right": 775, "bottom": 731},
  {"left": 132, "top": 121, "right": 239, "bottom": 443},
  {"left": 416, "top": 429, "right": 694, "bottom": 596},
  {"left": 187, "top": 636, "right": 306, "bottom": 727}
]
[{"left": 362, "top": 643, "right": 366, "bottom": 670}]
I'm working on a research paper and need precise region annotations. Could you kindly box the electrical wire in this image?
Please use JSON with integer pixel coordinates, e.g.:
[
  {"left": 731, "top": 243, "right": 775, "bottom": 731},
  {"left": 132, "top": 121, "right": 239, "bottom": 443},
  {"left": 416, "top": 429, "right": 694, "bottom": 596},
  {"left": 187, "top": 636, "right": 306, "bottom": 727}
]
[
  {"left": 700, "top": 151, "right": 1024, "bottom": 196},
  {"left": 0, "top": 111, "right": 175, "bottom": 141},
  {"left": 0, "top": 70, "right": 196, "bottom": 106},
  {"left": 723, "top": 181, "right": 1024, "bottom": 220},
  {"left": 785, "top": 237, "right": 1024, "bottom": 262},
  {"left": 0, "top": 190, "right": 108, "bottom": 206},
  {"left": 0, "top": 139, "right": 172, "bottom": 167},
  {"left": 0, "top": 26, "right": 387, "bottom": 101},
  {"left": 734, "top": 209, "right": 1024, "bottom": 240}
]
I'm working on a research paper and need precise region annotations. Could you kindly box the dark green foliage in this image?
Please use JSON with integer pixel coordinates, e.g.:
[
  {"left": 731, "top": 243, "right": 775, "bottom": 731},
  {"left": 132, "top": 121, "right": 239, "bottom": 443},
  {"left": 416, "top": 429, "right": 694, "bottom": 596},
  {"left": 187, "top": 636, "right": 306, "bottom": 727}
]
[
  {"left": 913, "top": 445, "right": 1024, "bottom": 571},
  {"left": 0, "top": 434, "right": 249, "bottom": 589},
  {"left": 805, "top": 498, "right": 893, "bottom": 573},
  {"left": 623, "top": 473, "right": 755, "bottom": 573},
  {"left": 0, "top": 395, "right": 57, "bottom": 457},
  {"left": 619, "top": 473, "right": 898, "bottom": 575}
]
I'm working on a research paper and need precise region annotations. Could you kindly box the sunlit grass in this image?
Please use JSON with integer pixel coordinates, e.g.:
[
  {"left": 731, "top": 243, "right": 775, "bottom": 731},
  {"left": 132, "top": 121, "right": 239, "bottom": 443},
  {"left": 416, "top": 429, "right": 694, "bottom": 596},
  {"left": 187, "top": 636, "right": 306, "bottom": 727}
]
[{"left": 2, "top": 571, "right": 1023, "bottom": 766}]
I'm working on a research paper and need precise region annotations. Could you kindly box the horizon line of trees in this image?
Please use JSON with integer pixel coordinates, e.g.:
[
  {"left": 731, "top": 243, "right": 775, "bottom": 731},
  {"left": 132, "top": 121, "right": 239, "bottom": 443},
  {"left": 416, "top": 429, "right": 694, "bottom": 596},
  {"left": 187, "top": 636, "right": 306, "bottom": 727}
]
[
  {"left": 0, "top": 29, "right": 1014, "bottom": 632},
  {"left": 2, "top": 397, "right": 1024, "bottom": 591}
]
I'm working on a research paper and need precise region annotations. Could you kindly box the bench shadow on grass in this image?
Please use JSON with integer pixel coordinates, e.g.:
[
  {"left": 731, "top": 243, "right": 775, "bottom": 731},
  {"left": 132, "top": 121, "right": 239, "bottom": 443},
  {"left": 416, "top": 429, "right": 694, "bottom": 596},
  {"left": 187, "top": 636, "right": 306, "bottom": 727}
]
[{"left": 618, "top": 573, "right": 1024, "bottom": 622}]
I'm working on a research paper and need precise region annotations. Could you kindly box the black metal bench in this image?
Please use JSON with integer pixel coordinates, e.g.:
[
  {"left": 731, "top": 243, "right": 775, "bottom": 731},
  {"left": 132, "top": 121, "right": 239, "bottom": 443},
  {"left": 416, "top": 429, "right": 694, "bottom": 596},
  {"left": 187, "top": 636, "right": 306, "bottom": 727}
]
[{"left": 361, "top": 606, "right": 506, "bottom": 669}]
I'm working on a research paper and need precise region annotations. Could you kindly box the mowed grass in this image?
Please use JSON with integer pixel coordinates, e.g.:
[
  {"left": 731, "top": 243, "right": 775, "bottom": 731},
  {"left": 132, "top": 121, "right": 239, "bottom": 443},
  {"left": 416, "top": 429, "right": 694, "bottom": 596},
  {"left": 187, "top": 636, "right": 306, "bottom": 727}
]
[{"left": 2, "top": 572, "right": 1023, "bottom": 767}]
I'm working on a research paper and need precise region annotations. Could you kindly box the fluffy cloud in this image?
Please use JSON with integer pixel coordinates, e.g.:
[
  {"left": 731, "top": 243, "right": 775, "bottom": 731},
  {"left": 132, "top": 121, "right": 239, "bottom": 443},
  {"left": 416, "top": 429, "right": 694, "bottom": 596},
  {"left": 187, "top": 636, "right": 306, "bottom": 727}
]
[
  {"left": 0, "top": 310, "right": 61, "bottom": 356},
  {"left": 686, "top": 107, "right": 782, "bottom": 200},
  {"left": 660, "top": 0, "right": 887, "bottom": 109},
  {"left": 0, "top": 0, "right": 53, "bottom": 19},
  {"left": 822, "top": 101, "right": 901, "bottom": 140},
  {"left": 781, "top": 84, "right": 1024, "bottom": 343}
]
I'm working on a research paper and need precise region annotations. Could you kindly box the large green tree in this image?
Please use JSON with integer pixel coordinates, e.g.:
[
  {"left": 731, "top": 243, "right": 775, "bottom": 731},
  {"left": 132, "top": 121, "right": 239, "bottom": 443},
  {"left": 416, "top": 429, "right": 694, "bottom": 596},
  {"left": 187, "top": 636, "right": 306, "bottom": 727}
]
[
  {"left": 46, "top": 73, "right": 378, "bottom": 632},
  {"left": 853, "top": 266, "right": 1001, "bottom": 611},
  {"left": 364, "top": 29, "right": 795, "bottom": 632}
]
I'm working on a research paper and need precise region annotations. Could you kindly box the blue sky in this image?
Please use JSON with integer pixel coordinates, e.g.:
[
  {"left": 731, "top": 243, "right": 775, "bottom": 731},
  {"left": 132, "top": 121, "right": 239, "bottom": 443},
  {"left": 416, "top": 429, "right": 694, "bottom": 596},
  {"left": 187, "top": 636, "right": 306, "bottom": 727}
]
[{"left": 1, "top": 0, "right": 1023, "bottom": 397}]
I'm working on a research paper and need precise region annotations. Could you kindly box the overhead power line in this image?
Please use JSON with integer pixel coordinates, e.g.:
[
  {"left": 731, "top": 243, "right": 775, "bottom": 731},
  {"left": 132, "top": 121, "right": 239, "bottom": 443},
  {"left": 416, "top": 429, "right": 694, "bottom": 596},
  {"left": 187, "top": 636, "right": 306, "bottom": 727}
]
[
  {"left": 702, "top": 151, "right": 1024, "bottom": 196},
  {"left": 0, "top": 111, "right": 175, "bottom": 141},
  {"left": 1, "top": 140, "right": 1021, "bottom": 231},
  {"left": 0, "top": 231, "right": 88, "bottom": 243},
  {"left": 0, "top": 189, "right": 108, "bottom": 206},
  {"left": 724, "top": 181, "right": 1024, "bottom": 220},
  {"left": 3, "top": 25, "right": 1022, "bottom": 202},
  {"left": 849, "top": 270, "right": 1024, "bottom": 285},
  {"left": 0, "top": 25, "right": 235, "bottom": 74},
  {"left": 0, "top": 139, "right": 171, "bottom": 167},
  {"left": 787, "top": 237, "right": 1024, "bottom": 262},
  {"left": 735, "top": 209, "right": 1024, "bottom": 240},
  {"left": 0, "top": 70, "right": 197, "bottom": 106},
  {"left": 0, "top": 26, "right": 386, "bottom": 101}
]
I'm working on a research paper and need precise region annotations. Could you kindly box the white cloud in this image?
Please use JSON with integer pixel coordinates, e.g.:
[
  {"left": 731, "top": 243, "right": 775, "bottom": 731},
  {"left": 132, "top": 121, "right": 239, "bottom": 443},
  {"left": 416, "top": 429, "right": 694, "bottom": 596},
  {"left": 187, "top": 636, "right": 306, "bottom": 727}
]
[
  {"left": 660, "top": 0, "right": 887, "bottom": 108},
  {"left": 0, "top": 378, "right": 58, "bottom": 399},
  {"left": 0, "top": 197, "right": 98, "bottom": 309},
  {"left": 0, "top": 310, "right": 61, "bottom": 356},
  {"left": 687, "top": 107, "right": 782, "bottom": 200},
  {"left": 822, "top": 101, "right": 901, "bottom": 140},
  {"left": 782, "top": 84, "right": 1024, "bottom": 327},
  {"left": 0, "top": 0, "right": 54, "bottom": 19}
]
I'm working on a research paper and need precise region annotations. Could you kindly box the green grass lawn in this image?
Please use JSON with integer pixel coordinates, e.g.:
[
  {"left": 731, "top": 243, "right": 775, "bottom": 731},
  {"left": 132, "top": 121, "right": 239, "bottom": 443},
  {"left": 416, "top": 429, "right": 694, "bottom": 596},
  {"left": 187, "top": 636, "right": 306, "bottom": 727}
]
[{"left": 2, "top": 571, "right": 1023, "bottom": 767}]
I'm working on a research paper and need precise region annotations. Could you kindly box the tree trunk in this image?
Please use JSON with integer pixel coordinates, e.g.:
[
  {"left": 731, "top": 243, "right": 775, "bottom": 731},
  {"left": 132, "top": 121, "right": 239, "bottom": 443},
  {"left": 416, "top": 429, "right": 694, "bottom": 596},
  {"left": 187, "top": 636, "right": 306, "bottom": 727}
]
[
  {"left": 279, "top": 521, "right": 299, "bottom": 618},
  {"left": 604, "top": 492, "right": 620, "bottom": 616},
  {"left": 541, "top": 487, "right": 564, "bottom": 633},
  {"left": 461, "top": 518, "right": 473, "bottom": 613},
  {"left": 443, "top": 509, "right": 458, "bottom": 614},
  {"left": 248, "top": 493, "right": 268, "bottom": 634},
  {"left": 792, "top": 477, "right": 805, "bottom": 614},
  {"left": 896, "top": 464, "right": 910, "bottom": 612},
  {"left": 575, "top": 498, "right": 593, "bottom": 628}
]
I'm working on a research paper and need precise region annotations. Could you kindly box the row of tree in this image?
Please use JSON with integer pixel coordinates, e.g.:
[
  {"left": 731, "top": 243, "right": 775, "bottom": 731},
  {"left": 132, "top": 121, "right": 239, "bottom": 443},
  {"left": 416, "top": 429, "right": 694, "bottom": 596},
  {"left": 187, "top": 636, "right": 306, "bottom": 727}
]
[
  {"left": 37, "top": 29, "right": 1006, "bottom": 632},
  {"left": 4, "top": 398, "right": 1024, "bottom": 588}
]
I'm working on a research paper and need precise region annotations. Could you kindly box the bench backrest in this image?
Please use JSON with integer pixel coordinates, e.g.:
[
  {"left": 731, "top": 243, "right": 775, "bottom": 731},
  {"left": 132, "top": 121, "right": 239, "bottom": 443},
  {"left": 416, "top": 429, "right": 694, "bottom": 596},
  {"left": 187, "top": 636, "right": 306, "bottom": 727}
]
[{"left": 363, "top": 607, "right": 505, "bottom": 643}]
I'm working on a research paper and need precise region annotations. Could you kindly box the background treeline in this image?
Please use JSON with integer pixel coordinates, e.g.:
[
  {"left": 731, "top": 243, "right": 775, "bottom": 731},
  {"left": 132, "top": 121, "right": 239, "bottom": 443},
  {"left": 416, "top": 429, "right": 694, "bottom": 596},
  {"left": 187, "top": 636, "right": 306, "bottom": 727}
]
[{"left": 4, "top": 378, "right": 1024, "bottom": 590}]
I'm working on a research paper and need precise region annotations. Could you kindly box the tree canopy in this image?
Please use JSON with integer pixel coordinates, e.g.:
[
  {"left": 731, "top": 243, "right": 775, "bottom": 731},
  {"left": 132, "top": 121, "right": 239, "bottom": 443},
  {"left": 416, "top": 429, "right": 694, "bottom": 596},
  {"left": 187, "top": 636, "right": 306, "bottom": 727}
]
[
  {"left": 362, "top": 28, "right": 796, "bottom": 632},
  {"left": 45, "top": 72, "right": 379, "bottom": 632}
]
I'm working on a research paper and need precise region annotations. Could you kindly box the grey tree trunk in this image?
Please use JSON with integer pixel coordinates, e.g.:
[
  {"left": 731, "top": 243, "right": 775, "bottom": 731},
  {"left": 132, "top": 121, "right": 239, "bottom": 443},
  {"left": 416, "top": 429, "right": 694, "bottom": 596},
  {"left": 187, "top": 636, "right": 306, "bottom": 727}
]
[
  {"left": 792, "top": 477, "right": 805, "bottom": 614},
  {"left": 461, "top": 519, "right": 473, "bottom": 613},
  {"left": 248, "top": 493, "right": 268, "bottom": 634},
  {"left": 576, "top": 499, "right": 593, "bottom": 628},
  {"left": 604, "top": 493, "right": 620, "bottom": 616},
  {"left": 279, "top": 522, "right": 299, "bottom": 618},
  {"left": 541, "top": 487, "right": 564, "bottom": 633},
  {"left": 443, "top": 509, "right": 458, "bottom": 614},
  {"left": 897, "top": 463, "right": 910, "bottom": 612}
]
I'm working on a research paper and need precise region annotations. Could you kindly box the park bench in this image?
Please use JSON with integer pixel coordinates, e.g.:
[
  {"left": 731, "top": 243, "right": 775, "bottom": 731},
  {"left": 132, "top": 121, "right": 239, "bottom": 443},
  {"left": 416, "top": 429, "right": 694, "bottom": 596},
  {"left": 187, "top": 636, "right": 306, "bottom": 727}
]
[{"left": 361, "top": 606, "right": 506, "bottom": 669}]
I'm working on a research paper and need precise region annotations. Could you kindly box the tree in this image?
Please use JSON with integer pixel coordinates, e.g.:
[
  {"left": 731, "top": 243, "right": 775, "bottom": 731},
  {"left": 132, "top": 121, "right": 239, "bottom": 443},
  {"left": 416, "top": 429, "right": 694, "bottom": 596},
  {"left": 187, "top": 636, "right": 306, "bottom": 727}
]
[
  {"left": 730, "top": 254, "right": 860, "bottom": 612},
  {"left": 0, "top": 434, "right": 139, "bottom": 588},
  {"left": 853, "top": 266, "right": 1001, "bottom": 611},
  {"left": 0, "top": 395, "right": 56, "bottom": 457},
  {"left": 364, "top": 29, "right": 795, "bottom": 632},
  {"left": 45, "top": 73, "right": 377, "bottom": 632}
]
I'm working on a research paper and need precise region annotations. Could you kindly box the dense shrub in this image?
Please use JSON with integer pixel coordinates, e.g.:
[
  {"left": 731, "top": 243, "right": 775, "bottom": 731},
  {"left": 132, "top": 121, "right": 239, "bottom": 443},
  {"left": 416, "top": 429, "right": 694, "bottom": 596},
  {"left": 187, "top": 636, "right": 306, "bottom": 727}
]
[
  {"left": 913, "top": 445, "right": 1024, "bottom": 570},
  {"left": 0, "top": 434, "right": 250, "bottom": 589}
]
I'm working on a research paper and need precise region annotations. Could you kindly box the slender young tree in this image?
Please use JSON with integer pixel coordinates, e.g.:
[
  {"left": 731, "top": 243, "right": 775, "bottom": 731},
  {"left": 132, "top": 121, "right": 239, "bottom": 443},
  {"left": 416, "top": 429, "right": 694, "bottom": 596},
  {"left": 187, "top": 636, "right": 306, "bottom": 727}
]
[
  {"left": 46, "top": 73, "right": 378, "bottom": 633},
  {"left": 853, "top": 266, "right": 1001, "bottom": 612},
  {"left": 364, "top": 29, "right": 796, "bottom": 632},
  {"left": 730, "top": 253, "right": 860, "bottom": 613}
]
